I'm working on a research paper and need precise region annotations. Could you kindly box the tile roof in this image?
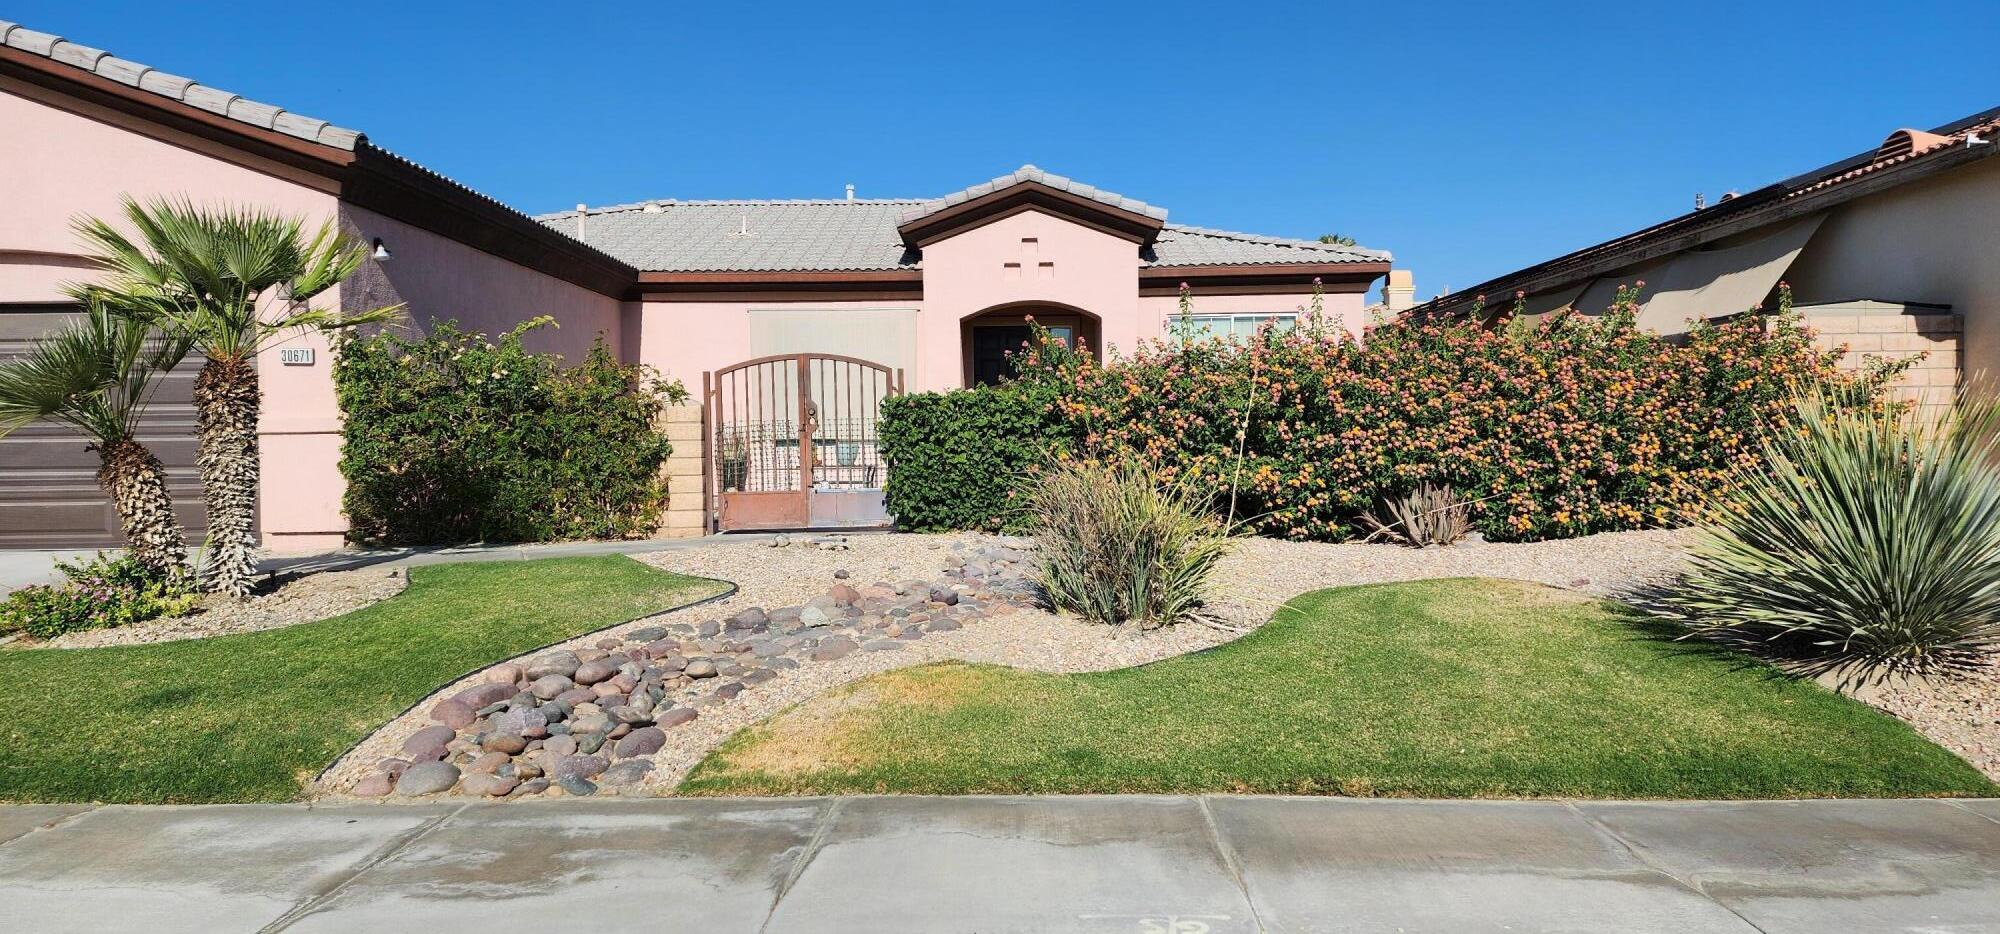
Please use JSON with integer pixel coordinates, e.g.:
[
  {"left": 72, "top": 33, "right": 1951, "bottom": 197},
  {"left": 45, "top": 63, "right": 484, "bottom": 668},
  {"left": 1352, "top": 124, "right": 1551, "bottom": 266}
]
[
  {"left": 538, "top": 194, "right": 1388, "bottom": 272},
  {"left": 900, "top": 165, "right": 1170, "bottom": 225},
  {"left": 1, "top": 18, "right": 363, "bottom": 149}
]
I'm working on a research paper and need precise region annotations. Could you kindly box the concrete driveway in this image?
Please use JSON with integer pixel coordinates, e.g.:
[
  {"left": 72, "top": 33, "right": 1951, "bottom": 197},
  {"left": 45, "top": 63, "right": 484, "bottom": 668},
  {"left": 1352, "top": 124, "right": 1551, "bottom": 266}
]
[{"left": 1, "top": 796, "right": 1996, "bottom": 933}]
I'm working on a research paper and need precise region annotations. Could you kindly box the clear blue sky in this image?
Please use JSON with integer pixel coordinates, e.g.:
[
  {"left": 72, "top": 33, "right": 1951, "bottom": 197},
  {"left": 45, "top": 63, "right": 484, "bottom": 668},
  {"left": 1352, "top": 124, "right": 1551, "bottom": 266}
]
[{"left": 16, "top": 1, "right": 2000, "bottom": 298}]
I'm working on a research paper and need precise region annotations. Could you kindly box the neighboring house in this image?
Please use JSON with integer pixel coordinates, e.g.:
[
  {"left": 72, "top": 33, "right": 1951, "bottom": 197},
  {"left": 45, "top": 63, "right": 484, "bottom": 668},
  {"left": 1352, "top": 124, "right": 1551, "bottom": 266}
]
[
  {"left": 0, "top": 20, "right": 1390, "bottom": 549},
  {"left": 1418, "top": 104, "right": 2000, "bottom": 416}
]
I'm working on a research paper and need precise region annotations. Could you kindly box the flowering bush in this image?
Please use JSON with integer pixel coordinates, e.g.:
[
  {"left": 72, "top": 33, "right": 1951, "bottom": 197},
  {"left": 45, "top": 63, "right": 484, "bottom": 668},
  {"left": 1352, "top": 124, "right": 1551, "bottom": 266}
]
[
  {"left": 336, "top": 317, "right": 682, "bottom": 545},
  {"left": 886, "top": 285, "right": 1900, "bottom": 541},
  {"left": 0, "top": 553, "right": 199, "bottom": 639}
]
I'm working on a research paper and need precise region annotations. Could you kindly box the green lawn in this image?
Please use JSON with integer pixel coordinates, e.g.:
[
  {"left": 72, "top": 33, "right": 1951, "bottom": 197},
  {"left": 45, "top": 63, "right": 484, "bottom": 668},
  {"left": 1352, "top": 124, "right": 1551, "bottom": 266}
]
[
  {"left": 0, "top": 555, "right": 722, "bottom": 804},
  {"left": 684, "top": 578, "right": 1995, "bottom": 799}
]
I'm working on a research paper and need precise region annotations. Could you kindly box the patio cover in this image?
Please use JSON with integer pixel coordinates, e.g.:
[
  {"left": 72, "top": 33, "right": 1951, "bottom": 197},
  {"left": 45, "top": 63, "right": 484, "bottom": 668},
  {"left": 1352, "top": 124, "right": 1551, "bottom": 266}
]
[
  {"left": 1633, "top": 215, "right": 1826, "bottom": 330},
  {"left": 1563, "top": 216, "right": 1825, "bottom": 330}
]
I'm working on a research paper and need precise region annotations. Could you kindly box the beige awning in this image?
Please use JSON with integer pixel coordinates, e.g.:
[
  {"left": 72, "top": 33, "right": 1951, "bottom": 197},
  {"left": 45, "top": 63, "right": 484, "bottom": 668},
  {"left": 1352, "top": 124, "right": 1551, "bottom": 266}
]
[{"left": 1634, "top": 215, "right": 1825, "bottom": 331}]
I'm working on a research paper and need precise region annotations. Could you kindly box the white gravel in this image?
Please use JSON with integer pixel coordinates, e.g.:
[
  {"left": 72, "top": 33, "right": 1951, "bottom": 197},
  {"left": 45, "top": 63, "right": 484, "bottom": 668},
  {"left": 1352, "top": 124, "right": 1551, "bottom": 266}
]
[{"left": 42, "top": 567, "right": 407, "bottom": 649}]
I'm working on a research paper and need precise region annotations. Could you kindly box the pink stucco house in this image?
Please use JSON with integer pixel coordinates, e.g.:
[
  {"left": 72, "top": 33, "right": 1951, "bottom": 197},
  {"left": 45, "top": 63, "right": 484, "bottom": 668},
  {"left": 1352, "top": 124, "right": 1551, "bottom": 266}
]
[{"left": 0, "top": 20, "right": 1392, "bottom": 550}]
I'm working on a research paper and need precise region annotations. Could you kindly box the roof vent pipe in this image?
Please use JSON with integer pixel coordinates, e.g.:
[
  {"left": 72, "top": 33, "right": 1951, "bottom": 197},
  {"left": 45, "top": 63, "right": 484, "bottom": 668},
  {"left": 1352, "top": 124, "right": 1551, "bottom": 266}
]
[
  {"left": 845, "top": 183, "right": 856, "bottom": 202},
  {"left": 575, "top": 203, "right": 587, "bottom": 238}
]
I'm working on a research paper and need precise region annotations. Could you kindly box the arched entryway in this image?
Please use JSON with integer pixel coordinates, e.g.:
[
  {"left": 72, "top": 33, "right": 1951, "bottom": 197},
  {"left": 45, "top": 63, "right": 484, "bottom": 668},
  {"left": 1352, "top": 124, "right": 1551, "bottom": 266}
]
[{"left": 961, "top": 302, "right": 1102, "bottom": 387}]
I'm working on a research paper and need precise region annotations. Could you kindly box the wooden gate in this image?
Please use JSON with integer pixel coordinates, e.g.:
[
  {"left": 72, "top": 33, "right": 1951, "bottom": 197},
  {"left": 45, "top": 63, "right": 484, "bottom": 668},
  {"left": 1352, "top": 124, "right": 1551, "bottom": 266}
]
[{"left": 704, "top": 354, "right": 904, "bottom": 532}]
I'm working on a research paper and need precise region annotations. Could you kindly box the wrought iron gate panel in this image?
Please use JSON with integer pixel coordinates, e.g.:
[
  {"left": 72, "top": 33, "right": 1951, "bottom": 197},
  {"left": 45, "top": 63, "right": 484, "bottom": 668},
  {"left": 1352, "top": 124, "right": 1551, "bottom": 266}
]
[{"left": 705, "top": 354, "right": 903, "bottom": 532}]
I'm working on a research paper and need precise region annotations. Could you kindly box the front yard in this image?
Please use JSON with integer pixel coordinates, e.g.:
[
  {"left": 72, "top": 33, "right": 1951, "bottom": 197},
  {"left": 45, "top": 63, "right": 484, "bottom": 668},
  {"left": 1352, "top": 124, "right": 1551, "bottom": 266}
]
[
  {"left": 683, "top": 577, "right": 1995, "bottom": 799},
  {"left": 0, "top": 556, "right": 722, "bottom": 804}
]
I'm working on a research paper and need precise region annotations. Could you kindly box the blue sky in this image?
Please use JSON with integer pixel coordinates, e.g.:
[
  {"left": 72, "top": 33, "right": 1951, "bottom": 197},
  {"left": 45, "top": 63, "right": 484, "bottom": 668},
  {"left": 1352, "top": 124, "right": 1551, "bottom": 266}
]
[{"left": 16, "top": 1, "right": 2000, "bottom": 299}]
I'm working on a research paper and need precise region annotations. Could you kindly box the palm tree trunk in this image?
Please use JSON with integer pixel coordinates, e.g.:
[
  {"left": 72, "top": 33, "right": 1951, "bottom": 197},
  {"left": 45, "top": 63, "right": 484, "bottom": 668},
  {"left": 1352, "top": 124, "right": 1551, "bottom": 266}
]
[
  {"left": 95, "top": 437, "right": 187, "bottom": 578},
  {"left": 194, "top": 355, "right": 261, "bottom": 597}
]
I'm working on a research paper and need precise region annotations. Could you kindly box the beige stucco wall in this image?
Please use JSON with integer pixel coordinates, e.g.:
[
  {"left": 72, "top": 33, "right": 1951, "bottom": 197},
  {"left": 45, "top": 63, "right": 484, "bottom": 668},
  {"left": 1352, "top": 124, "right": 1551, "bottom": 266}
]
[{"left": 1784, "top": 156, "right": 2000, "bottom": 380}]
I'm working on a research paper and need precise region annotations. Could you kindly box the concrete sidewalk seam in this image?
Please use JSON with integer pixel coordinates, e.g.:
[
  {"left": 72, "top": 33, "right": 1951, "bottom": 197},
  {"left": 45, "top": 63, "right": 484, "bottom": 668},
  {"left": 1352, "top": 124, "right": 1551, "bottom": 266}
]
[
  {"left": 0, "top": 804, "right": 100, "bottom": 850},
  {"left": 1941, "top": 798, "right": 2000, "bottom": 827},
  {"left": 1196, "top": 795, "right": 1269, "bottom": 934},
  {"left": 760, "top": 796, "right": 842, "bottom": 933},
  {"left": 1565, "top": 802, "right": 1773, "bottom": 934},
  {"left": 257, "top": 803, "right": 467, "bottom": 933}
]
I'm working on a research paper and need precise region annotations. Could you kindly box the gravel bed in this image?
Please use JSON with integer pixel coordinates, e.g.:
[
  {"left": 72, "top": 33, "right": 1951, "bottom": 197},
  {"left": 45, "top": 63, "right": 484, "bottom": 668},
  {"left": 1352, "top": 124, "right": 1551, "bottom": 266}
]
[
  {"left": 41, "top": 567, "right": 407, "bottom": 650},
  {"left": 1854, "top": 663, "right": 2000, "bottom": 781}
]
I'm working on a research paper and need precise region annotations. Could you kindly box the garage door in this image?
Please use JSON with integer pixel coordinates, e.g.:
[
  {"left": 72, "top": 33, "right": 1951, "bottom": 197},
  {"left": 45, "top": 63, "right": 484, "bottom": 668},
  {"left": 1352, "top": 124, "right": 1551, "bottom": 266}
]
[{"left": 0, "top": 305, "right": 210, "bottom": 550}]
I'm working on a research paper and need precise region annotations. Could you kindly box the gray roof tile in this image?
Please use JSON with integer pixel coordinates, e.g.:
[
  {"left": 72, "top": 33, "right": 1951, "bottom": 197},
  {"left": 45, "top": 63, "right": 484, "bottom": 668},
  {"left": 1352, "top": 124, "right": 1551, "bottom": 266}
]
[
  {"left": 92, "top": 55, "right": 151, "bottom": 86},
  {"left": 3, "top": 23, "right": 60, "bottom": 56},
  {"left": 899, "top": 165, "right": 1173, "bottom": 226},
  {"left": 137, "top": 69, "right": 195, "bottom": 98},
  {"left": 180, "top": 84, "right": 238, "bottom": 116},
  {"left": 226, "top": 97, "right": 283, "bottom": 129},
  {"left": 2, "top": 18, "right": 363, "bottom": 150},
  {"left": 48, "top": 39, "right": 107, "bottom": 70},
  {"left": 538, "top": 187, "right": 1389, "bottom": 273}
]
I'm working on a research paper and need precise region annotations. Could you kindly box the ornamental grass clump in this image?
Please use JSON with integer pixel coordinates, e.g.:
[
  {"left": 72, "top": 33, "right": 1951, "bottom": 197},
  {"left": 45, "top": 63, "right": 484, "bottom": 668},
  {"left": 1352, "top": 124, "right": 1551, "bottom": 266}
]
[
  {"left": 1363, "top": 483, "right": 1473, "bottom": 546},
  {"left": 1669, "top": 390, "right": 2000, "bottom": 686},
  {"left": 1025, "top": 460, "right": 1235, "bottom": 628}
]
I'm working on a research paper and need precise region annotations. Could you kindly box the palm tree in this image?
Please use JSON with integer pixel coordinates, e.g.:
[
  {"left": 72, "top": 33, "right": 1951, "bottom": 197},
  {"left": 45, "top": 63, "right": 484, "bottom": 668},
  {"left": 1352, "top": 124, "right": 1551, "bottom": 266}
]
[
  {"left": 72, "top": 197, "right": 400, "bottom": 596},
  {"left": 0, "top": 297, "right": 193, "bottom": 577}
]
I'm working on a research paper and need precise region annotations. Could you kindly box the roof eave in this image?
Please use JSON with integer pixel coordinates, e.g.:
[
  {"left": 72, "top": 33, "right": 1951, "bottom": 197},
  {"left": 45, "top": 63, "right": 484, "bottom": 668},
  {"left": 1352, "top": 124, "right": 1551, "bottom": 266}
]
[
  {"left": 896, "top": 180, "right": 1168, "bottom": 248},
  {"left": 1418, "top": 123, "right": 2000, "bottom": 319}
]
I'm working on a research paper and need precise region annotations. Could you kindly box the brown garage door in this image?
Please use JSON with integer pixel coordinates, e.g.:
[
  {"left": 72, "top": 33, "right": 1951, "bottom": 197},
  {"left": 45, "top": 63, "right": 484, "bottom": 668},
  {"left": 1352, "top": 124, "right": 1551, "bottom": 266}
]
[{"left": 0, "top": 305, "right": 210, "bottom": 550}]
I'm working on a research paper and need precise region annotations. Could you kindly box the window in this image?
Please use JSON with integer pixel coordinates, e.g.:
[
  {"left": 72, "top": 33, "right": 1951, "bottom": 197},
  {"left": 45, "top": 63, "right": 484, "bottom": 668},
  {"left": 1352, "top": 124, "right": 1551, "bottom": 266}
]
[{"left": 1166, "top": 313, "right": 1297, "bottom": 341}]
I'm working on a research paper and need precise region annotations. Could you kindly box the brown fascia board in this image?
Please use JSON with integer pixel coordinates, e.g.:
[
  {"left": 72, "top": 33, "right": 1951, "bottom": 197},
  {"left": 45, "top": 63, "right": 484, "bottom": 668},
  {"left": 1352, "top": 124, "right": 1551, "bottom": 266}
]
[
  {"left": 0, "top": 44, "right": 355, "bottom": 179},
  {"left": 1422, "top": 135, "right": 2000, "bottom": 318},
  {"left": 1141, "top": 262, "right": 1389, "bottom": 296},
  {"left": 897, "top": 182, "right": 1167, "bottom": 247},
  {"left": 343, "top": 145, "right": 635, "bottom": 297},
  {"left": 1, "top": 49, "right": 637, "bottom": 298},
  {"left": 634, "top": 269, "right": 923, "bottom": 303}
]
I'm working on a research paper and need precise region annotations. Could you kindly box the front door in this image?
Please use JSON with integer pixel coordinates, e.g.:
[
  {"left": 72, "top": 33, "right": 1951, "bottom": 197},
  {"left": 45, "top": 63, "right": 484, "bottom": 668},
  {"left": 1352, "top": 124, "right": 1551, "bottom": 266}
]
[{"left": 706, "top": 354, "right": 903, "bottom": 532}]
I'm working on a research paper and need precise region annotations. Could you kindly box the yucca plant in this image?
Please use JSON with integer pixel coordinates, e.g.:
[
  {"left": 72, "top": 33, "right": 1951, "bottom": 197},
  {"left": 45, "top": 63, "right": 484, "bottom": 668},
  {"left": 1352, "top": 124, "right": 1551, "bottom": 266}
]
[
  {"left": 1025, "top": 460, "right": 1236, "bottom": 628},
  {"left": 0, "top": 297, "right": 192, "bottom": 577},
  {"left": 1363, "top": 482, "right": 1472, "bottom": 546},
  {"left": 1668, "top": 389, "right": 2000, "bottom": 686},
  {"left": 72, "top": 198, "right": 401, "bottom": 596}
]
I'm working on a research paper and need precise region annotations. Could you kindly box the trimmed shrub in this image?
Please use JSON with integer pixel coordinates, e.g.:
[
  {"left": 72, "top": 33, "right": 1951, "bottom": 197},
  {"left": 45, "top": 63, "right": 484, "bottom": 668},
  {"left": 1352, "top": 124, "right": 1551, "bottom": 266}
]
[
  {"left": 335, "top": 317, "right": 681, "bottom": 545},
  {"left": 989, "top": 289, "right": 1896, "bottom": 542},
  {"left": 0, "top": 553, "right": 198, "bottom": 639},
  {"left": 1668, "top": 391, "right": 2000, "bottom": 685},
  {"left": 878, "top": 385, "right": 1064, "bottom": 532},
  {"left": 1026, "top": 460, "right": 1235, "bottom": 628}
]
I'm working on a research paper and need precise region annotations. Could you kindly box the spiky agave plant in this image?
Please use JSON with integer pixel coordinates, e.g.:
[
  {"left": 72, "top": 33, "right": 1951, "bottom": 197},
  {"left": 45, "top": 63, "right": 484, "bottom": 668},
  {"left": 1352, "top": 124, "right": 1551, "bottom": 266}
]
[
  {"left": 1669, "top": 389, "right": 2000, "bottom": 686},
  {"left": 1025, "top": 460, "right": 1237, "bottom": 628},
  {"left": 0, "top": 297, "right": 192, "bottom": 577},
  {"left": 72, "top": 198, "right": 400, "bottom": 596}
]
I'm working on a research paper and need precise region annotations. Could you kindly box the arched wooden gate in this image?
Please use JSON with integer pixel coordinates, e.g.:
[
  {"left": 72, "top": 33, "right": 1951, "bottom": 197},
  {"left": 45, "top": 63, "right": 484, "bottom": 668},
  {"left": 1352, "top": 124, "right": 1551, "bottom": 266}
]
[{"left": 703, "top": 354, "right": 904, "bottom": 532}]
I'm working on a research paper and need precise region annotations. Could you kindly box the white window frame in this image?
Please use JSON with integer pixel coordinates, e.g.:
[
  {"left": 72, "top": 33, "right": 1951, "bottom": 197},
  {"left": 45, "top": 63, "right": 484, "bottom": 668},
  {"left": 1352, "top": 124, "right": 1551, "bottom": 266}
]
[{"left": 1166, "top": 313, "right": 1298, "bottom": 340}]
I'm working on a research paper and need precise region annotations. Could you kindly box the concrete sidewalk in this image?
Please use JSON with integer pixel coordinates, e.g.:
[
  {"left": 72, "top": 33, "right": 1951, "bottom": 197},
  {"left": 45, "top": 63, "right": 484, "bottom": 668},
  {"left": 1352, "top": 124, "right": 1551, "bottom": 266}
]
[{"left": 1, "top": 796, "right": 1995, "bottom": 933}]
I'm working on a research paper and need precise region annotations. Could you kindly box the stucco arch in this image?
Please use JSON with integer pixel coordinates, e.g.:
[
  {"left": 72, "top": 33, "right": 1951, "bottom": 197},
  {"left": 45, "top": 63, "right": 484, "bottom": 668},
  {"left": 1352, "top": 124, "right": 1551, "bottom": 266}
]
[{"left": 960, "top": 300, "right": 1103, "bottom": 386}]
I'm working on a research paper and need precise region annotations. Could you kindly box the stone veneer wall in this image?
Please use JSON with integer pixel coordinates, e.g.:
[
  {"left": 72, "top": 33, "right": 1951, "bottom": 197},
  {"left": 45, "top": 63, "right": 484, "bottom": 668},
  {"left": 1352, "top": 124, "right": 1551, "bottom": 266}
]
[
  {"left": 658, "top": 404, "right": 707, "bottom": 538},
  {"left": 1795, "top": 300, "right": 1962, "bottom": 420}
]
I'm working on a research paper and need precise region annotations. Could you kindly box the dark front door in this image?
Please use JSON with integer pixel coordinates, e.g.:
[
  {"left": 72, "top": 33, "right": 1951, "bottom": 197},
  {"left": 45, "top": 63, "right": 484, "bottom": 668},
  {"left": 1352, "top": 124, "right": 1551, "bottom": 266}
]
[{"left": 970, "top": 326, "right": 1034, "bottom": 387}]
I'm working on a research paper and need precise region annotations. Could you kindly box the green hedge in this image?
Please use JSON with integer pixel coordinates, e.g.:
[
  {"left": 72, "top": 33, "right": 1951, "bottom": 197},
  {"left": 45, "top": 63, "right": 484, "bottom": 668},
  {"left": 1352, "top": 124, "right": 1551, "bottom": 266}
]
[
  {"left": 335, "top": 317, "right": 679, "bottom": 545},
  {"left": 878, "top": 386, "right": 1063, "bottom": 531},
  {"left": 881, "top": 289, "right": 1898, "bottom": 541}
]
